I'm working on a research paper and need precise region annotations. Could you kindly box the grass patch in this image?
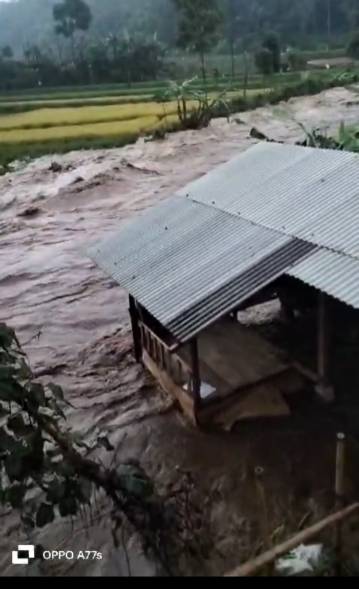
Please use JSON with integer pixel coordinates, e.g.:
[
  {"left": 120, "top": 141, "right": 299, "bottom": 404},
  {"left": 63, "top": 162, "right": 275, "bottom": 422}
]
[
  {"left": 0, "top": 85, "right": 261, "bottom": 115},
  {"left": 0, "top": 90, "right": 268, "bottom": 131},
  {"left": 0, "top": 102, "right": 177, "bottom": 131},
  {"left": 0, "top": 114, "right": 180, "bottom": 143},
  {"left": 0, "top": 117, "right": 182, "bottom": 173},
  {"left": 0, "top": 79, "right": 239, "bottom": 103},
  {"left": 0, "top": 94, "right": 156, "bottom": 111},
  {"left": 0, "top": 74, "right": 297, "bottom": 104},
  {"left": 0, "top": 69, "right": 344, "bottom": 113}
]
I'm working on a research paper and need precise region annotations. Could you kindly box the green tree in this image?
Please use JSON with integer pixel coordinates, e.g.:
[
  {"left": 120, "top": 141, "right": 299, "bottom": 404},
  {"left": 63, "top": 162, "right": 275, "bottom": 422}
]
[
  {"left": 87, "top": 41, "right": 109, "bottom": 83},
  {"left": 1, "top": 46, "right": 13, "bottom": 59},
  {"left": 53, "top": 0, "right": 92, "bottom": 60},
  {"left": 255, "top": 47, "right": 274, "bottom": 75},
  {"left": 347, "top": 30, "right": 359, "bottom": 59},
  {"left": 327, "top": 0, "right": 333, "bottom": 46},
  {"left": 343, "top": 0, "right": 359, "bottom": 31},
  {"left": 23, "top": 44, "right": 44, "bottom": 67},
  {"left": 262, "top": 32, "right": 281, "bottom": 73},
  {"left": 226, "top": 0, "right": 238, "bottom": 80},
  {"left": 106, "top": 33, "right": 120, "bottom": 62},
  {"left": 173, "top": 0, "right": 223, "bottom": 82}
]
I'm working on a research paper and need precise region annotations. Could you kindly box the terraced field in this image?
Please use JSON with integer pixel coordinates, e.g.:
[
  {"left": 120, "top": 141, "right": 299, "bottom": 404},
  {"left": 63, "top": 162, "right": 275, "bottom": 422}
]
[
  {"left": 0, "top": 89, "right": 265, "bottom": 113},
  {"left": 0, "top": 114, "right": 183, "bottom": 143},
  {"left": 0, "top": 83, "right": 271, "bottom": 156},
  {"left": 0, "top": 68, "right": 347, "bottom": 168},
  {"left": 0, "top": 102, "right": 179, "bottom": 131}
]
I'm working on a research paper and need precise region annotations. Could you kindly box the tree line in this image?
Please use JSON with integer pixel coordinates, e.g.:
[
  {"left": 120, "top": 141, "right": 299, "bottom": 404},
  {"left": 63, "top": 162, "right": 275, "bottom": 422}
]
[{"left": 0, "top": 0, "right": 359, "bottom": 90}]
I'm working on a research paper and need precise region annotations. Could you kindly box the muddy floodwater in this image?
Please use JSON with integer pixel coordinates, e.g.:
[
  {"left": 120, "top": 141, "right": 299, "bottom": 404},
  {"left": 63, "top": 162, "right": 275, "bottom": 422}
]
[{"left": 2, "top": 87, "right": 359, "bottom": 576}]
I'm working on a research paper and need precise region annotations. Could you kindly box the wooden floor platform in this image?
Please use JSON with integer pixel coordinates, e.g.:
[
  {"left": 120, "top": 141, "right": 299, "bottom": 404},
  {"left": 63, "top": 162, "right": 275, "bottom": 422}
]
[
  {"left": 180, "top": 318, "right": 289, "bottom": 401},
  {"left": 143, "top": 317, "right": 308, "bottom": 430}
]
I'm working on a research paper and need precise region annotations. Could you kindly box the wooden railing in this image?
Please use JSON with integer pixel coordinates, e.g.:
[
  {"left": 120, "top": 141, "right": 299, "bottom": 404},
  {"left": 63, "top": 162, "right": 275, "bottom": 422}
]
[{"left": 139, "top": 321, "right": 193, "bottom": 391}]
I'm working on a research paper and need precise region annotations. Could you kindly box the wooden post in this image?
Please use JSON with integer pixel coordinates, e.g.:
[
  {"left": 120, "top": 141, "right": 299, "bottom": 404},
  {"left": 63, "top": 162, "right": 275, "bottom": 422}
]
[
  {"left": 190, "top": 339, "right": 201, "bottom": 414},
  {"left": 316, "top": 292, "right": 334, "bottom": 402},
  {"left": 160, "top": 345, "right": 165, "bottom": 371},
  {"left": 318, "top": 292, "right": 329, "bottom": 383},
  {"left": 335, "top": 433, "right": 346, "bottom": 576},
  {"left": 129, "top": 296, "right": 142, "bottom": 363},
  {"left": 177, "top": 360, "right": 183, "bottom": 385},
  {"left": 153, "top": 338, "right": 159, "bottom": 363},
  {"left": 255, "top": 467, "right": 273, "bottom": 576}
]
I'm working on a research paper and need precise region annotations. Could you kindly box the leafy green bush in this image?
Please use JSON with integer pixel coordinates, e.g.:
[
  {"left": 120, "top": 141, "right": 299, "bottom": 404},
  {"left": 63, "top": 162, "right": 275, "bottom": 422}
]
[
  {"left": 347, "top": 31, "right": 359, "bottom": 60},
  {"left": 263, "top": 33, "right": 281, "bottom": 73},
  {"left": 287, "top": 51, "right": 307, "bottom": 72},
  {"left": 255, "top": 48, "right": 274, "bottom": 76}
]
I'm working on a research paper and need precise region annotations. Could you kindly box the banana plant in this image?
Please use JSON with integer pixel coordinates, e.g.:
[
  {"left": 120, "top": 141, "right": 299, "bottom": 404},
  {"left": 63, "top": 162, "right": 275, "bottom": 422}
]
[{"left": 157, "top": 77, "right": 231, "bottom": 130}]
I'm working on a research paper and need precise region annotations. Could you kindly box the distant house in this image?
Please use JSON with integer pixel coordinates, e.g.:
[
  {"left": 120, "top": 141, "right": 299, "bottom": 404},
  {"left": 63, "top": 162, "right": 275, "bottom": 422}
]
[{"left": 89, "top": 143, "right": 359, "bottom": 428}]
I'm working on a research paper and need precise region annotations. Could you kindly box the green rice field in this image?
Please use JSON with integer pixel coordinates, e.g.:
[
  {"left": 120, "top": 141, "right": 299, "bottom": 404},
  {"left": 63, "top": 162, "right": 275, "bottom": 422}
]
[
  {"left": 0, "top": 80, "right": 269, "bottom": 154},
  {"left": 0, "top": 67, "right": 355, "bottom": 170}
]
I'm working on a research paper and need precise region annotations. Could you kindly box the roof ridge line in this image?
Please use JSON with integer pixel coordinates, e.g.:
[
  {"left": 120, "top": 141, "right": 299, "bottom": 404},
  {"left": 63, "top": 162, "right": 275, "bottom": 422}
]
[{"left": 186, "top": 192, "right": 359, "bottom": 265}]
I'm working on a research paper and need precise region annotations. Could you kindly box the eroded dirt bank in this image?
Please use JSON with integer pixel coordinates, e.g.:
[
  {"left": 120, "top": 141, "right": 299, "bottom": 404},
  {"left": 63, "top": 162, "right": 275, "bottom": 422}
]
[{"left": 1, "top": 87, "right": 359, "bottom": 576}]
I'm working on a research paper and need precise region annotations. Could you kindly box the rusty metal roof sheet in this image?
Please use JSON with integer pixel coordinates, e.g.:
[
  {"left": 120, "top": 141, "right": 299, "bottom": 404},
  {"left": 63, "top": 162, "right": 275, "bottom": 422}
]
[{"left": 89, "top": 142, "right": 359, "bottom": 343}]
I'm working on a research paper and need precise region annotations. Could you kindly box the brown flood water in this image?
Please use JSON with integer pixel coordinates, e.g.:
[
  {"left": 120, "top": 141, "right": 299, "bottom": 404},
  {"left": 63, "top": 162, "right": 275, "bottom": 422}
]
[{"left": 1, "top": 87, "right": 359, "bottom": 576}]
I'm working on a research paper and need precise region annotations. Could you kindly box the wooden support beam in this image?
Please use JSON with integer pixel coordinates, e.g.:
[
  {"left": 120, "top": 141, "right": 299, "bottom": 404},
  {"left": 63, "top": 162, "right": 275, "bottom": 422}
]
[
  {"left": 190, "top": 339, "right": 201, "bottom": 412},
  {"left": 226, "top": 503, "right": 359, "bottom": 577},
  {"left": 129, "top": 296, "right": 142, "bottom": 363},
  {"left": 160, "top": 345, "right": 165, "bottom": 371},
  {"left": 153, "top": 338, "right": 159, "bottom": 363},
  {"left": 139, "top": 324, "right": 144, "bottom": 348},
  {"left": 335, "top": 433, "right": 346, "bottom": 576},
  {"left": 165, "top": 350, "right": 170, "bottom": 375},
  {"left": 177, "top": 360, "right": 183, "bottom": 385},
  {"left": 318, "top": 292, "right": 329, "bottom": 383},
  {"left": 316, "top": 292, "right": 334, "bottom": 402}
]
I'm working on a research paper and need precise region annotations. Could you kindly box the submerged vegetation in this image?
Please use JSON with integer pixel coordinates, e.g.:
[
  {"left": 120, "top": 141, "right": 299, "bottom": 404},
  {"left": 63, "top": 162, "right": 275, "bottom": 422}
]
[
  {"left": 299, "top": 121, "right": 359, "bottom": 151},
  {"left": 252, "top": 118, "right": 359, "bottom": 153}
]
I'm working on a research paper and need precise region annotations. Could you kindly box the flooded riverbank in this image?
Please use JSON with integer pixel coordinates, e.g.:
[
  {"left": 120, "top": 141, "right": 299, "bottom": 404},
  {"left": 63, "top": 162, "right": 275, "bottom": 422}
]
[{"left": 1, "top": 86, "right": 359, "bottom": 576}]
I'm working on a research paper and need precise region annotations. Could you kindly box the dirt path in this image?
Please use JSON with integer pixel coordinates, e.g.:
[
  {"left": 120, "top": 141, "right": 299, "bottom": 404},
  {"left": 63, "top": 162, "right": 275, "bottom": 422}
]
[{"left": 1, "top": 87, "right": 359, "bottom": 577}]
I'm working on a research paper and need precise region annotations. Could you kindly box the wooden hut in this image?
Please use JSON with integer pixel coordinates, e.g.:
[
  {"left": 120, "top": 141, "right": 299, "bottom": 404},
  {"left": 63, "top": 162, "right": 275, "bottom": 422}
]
[{"left": 89, "top": 143, "right": 359, "bottom": 427}]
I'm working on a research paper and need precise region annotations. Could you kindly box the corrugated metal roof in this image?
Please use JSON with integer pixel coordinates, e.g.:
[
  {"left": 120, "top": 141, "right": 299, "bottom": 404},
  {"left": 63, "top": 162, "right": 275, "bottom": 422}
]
[
  {"left": 181, "top": 142, "right": 359, "bottom": 255},
  {"left": 168, "top": 239, "right": 315, "bottom": 341},
  {"left": 89, "top": 194, "right": 315, "bottom": 341},
  {"left": 289, "top": 249, "right": 359, "bottom": 309},
  {"left": 89, "top": 142, "right": 359, "bottom": 343},
  {"left": 297, "top": 193, "right": 359, "bottom": 258}
]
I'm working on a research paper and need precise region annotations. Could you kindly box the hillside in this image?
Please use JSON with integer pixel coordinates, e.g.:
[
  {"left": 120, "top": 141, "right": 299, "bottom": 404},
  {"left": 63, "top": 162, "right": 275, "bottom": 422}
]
[
  {"left": 0, "top": 0, "right": 176, "bottom": 55},
  {"left": 0, "top": 0, "right": 357, "bottom": 58}
]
